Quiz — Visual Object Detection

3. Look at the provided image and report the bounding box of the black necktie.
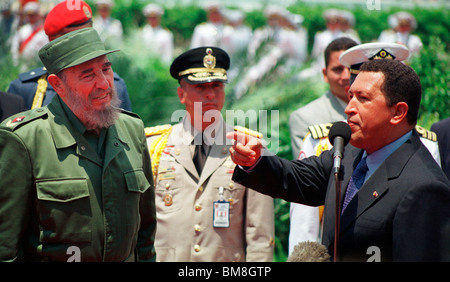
[193,143,207,175]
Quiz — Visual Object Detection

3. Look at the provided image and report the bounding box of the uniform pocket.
[36,178,92,243]
[124,169,151,239]
[124,169,151,194]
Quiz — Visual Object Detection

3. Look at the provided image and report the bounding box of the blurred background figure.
[378,11,423,57]
[221,9,252,59]
[246,5,284,61]
[10,1,48,71]
[297,9,359,80]
[221,9,252,81]
[93,0,123,48]
[139,3,173,64]
[234,5,286,98]
[234,6,307,99]
[190,2,225,48]
[7,0,131,111]
[0,1,19,50]
[278,11,308,71]
[431,117,450,181]
[339,10,360,43]
[311,9,360,69]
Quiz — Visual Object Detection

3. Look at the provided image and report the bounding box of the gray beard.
[65,86,121,131]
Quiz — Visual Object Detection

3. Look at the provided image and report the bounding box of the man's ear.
[177,85,186,105]
[47,74,66,97]
[390,102,409,125]
[322,67,329,84]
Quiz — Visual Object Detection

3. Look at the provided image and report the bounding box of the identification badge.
[213,186,229,228]
[213,201,230,228]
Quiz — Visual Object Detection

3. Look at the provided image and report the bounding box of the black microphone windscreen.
[328,121,351,146]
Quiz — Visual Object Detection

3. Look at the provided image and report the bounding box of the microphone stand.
[334,169,343,262]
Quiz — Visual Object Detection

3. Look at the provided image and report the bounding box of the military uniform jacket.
[0,95,156,262]
[289,90,347,159]
[146,118,274,262]
[233,131,450,261]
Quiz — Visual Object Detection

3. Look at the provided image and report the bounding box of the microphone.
[328,121,352,175]
[287,241,331,262]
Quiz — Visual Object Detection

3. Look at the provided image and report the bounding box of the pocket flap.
[125,169,151,193]
[36,178,89,202]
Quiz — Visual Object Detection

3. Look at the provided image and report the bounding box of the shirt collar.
[182,114,225,146]
[364,130,413,178]
[60,97,87,135]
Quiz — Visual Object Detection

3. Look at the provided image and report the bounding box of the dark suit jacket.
[233,131,450,261]
[431,118,450,181]
[0,91,26,122]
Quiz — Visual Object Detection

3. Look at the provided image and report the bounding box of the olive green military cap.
[38,27,119,74]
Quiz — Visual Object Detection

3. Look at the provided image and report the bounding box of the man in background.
[7,0,131,111]
[146,47,274,262]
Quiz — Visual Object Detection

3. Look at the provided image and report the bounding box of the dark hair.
[360,59,421,125]
[324,37,358,67]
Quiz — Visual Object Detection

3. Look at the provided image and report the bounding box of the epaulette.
[145,124,173,137]
[308,123,333,140]
[233,125,263,138]
[119,108,141,119]
[415,125,437,142]
[18,67,47,82]
[2,108,48,131]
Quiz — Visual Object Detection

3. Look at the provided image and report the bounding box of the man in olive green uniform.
[146,47,274,262]
[0,28,156,262]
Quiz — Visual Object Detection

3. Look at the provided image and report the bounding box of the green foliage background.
[0,1,448,262]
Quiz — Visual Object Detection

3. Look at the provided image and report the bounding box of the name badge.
[213,201,230,228]
[213,186,229,228]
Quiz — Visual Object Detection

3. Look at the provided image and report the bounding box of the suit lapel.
[340,163,389,233]
[339,134,420,234]
[323,133,423,252]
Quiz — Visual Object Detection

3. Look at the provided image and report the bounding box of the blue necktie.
[342,157,368,214]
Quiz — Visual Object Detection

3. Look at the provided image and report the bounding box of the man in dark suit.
[0,91,26,122]
[227,59,450,261]
[431,117,450,180]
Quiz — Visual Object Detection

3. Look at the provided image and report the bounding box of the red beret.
[44,0,92,38]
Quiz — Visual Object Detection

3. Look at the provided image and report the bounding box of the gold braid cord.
[145,125,173,181]
[31,74,48,109]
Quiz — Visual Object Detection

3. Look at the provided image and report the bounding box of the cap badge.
[83,6,92,18]
[370,49,396,60]
[203,48,216,70]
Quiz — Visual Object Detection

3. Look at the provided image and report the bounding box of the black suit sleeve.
[232,149,334,206]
